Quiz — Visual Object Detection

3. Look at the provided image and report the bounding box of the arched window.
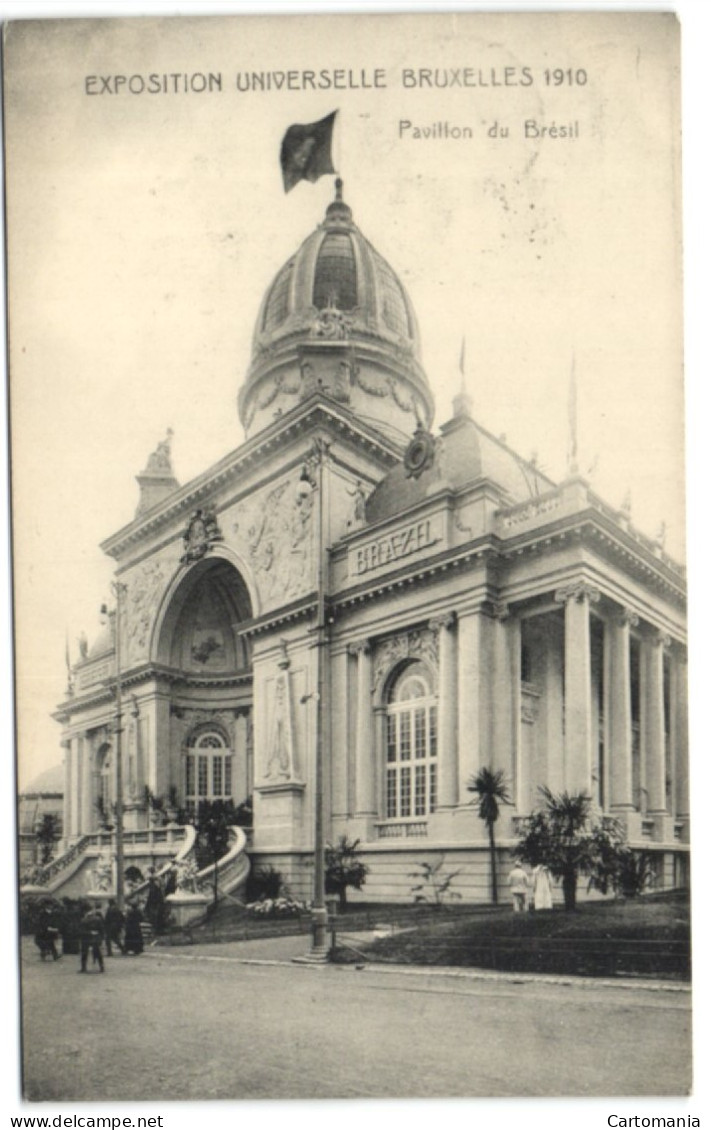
[184,729,233,813]
[385,661,437,819]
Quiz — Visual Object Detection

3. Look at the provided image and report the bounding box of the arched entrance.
[150,557,254,816]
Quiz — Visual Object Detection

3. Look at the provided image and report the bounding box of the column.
[555,581,599,795]
[79,735,94,834]
[491,606,518,787]
[509,617,523,809]
[674,653,689,831]
[428,612,458,809]
[457,609,482,799]
[70,735,82,837]
[61,739,72,845]
[645,631,669,814]
[349,640,375,818]
[609,607,637,811]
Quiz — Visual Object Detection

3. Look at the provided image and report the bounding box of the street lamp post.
[102,580,127,911]
[299,439,330,960]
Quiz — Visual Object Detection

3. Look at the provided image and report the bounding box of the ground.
[20,936,691,1101]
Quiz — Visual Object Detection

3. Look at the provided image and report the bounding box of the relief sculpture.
[127,560,170,665]
[264,671,295,782]
[372,628,439,695]
[239,479,315,609]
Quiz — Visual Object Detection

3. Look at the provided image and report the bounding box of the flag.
[280,111,337,193]
[459,337,466,376]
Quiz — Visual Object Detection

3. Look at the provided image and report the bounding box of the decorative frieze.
[371,627,439,694]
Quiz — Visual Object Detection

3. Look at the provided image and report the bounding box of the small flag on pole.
[459,337,466,379]
[280,110,338,193]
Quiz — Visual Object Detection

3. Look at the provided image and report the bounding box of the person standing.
[508,861,530,913]
[104,899,125,956]
[124,904,144,955]
[34,902,60,961]
[532,863,554,910]
[79,906,105,973]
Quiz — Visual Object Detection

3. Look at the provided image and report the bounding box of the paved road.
[20,939,692,1101]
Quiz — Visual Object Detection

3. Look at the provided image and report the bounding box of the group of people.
[78,900,146,972]
[34,898,146,972]
[508,861,554,912]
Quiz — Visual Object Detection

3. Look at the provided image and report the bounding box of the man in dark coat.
[79,906,105,972]
[34,903,60,961]
[104,899,125,956]
[124,904,144,955]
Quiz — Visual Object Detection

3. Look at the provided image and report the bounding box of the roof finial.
[453,336,473,418]
[325,176,352,224]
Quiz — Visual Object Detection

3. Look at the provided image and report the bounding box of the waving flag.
[280,111,337,193]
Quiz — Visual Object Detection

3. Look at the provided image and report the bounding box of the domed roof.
[239,181,433,441]
[21,764,64,797]
[253,181,421,357]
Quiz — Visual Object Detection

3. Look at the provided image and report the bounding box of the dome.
[21,764,64,797]
[239,181,434,443]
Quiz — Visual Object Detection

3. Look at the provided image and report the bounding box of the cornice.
[101,399,402,560]
[500,511,686,605]
[54,663,254,719]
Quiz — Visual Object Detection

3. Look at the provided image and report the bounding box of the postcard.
[4,9,690,1109]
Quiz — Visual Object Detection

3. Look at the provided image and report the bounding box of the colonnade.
[332,580,688,844]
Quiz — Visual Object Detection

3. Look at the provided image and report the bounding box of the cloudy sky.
[4,10,685,791]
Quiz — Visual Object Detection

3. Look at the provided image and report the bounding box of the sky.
[1,2,708,1128]
[5,10,686,792]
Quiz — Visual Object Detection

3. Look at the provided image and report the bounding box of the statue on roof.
[145,429,174,475]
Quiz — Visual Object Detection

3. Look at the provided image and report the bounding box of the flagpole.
[567,354,579,476]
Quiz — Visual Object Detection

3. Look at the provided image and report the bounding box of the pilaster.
[674,653,689,835]
[429,612,457,809]
[349,639,375,836]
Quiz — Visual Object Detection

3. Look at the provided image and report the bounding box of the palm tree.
[467,767,511,905]
[516,787,593,911]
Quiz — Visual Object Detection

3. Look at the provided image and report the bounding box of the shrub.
[124,865,145,889]
[246,863,286,902]
[325,836,369,911]
[612,848,657,898]
[409,856,462,908]
[234,795,253,827]
[246,896,309,919]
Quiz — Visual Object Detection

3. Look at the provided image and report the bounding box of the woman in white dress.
[532,863,553,910]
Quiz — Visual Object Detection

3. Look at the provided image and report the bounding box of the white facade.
[54,185,688,902]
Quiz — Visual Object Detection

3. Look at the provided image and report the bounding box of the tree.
[515,787,625,911]
[325,836,369,911]
[467,767,511,905]
[35,813,61,865]
[195,799,239,909]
